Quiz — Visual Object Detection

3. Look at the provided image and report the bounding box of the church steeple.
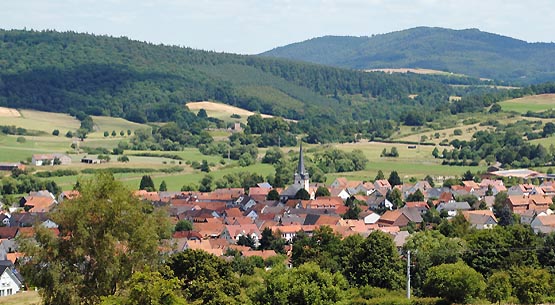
[294,142,309,191]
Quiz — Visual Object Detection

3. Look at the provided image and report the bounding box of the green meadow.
[499,94,555,113]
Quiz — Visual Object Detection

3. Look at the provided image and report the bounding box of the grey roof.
[468,214,497,225]
[257,182,273,189]
[437,201,472,211]
[400,207,424,223]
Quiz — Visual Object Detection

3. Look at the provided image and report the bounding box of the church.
[279,143,312,201]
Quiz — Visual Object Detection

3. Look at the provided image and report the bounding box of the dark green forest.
[0,29,502,142]
[262,27,555,84]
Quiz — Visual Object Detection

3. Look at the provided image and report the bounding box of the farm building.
[0,163,25,171]
[31,154,71,166]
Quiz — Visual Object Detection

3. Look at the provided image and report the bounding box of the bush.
[16,136,26,143]
[52,129,60,136]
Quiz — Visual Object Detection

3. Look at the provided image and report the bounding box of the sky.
[2,0,554,54]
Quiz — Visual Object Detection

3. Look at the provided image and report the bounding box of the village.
[1,145,555,297]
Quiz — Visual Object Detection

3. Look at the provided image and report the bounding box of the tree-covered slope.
[0,29,467,127]
[261,27,555,84]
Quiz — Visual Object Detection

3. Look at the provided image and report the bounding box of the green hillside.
[261,27,555,84]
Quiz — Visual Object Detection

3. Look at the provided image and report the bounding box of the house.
[0,214,10,227]
[377,207,423,227]
[23,196,57,213]
[222,224,261,246]
[405,201,429,214]
[32,153,71,166]
[0,261,22,297]
[436,201,471,217]
[462,210,498,229]
[58,190,80,203]
[531,215,555,234]
[374,180,392,193]
[361,211,380,224]
[235,195,257,211]
[248,187,271,202]
[365,191,393,210]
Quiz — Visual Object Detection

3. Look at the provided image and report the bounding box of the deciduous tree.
[20,172,170,305]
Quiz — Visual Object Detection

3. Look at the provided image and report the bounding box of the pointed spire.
[297,141,307,177]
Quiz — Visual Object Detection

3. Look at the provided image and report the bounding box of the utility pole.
[407,250,411,300]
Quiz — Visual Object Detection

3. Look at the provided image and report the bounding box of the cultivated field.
[499,94,555,113]
[365,68,459,75]
[1,109,80,132]
[0,106,21,117]
[186,101,274,122]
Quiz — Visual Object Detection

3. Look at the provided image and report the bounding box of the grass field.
[88,116,150,138]
[499,94,555,113]
[331,141,485,181]
[2,109,81,132]
[2,291,41,305]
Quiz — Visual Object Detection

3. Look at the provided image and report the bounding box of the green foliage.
[167,250,240,304]
[388,170,402,187]
[20,172,170,305]
[375,170,385,180]
[423,261,485,304]
[295,188,310,200]
[259,227,286,254]
[253,262,348,305]
[486,271,512,305]
[266,189,279,200]
[509,267,551,305]
[159,180,167,192]
[463,224,540,276]
[315,186,331,197]
[174,219,193,232]
[381,147,399,157]
[262,147,285,164]
[200,159,210,172]
[343,196,362,219]
[52,129,60,136]
[34,169,78,178]
[1,174,61,195]
[214,172,264,190]
[117,155,129,162]
[262,27,555,84]
[406,189,424,202]
[199,175,214,192]
[100,269,187,305]
[404,230,466,296]
[291,226,344,272]
[139,175,156,191]
[313,148,368,173]
[345,230,404,289]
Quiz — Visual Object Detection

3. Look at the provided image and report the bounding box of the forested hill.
[261,27,555,84]
[0,29,461,125]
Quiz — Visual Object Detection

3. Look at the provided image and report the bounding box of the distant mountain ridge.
[261,27,555,84]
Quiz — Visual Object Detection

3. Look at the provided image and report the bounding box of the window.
[0,289,4,296]
[7,288,12,295]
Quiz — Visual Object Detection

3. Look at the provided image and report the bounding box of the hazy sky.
[2,0,554,54]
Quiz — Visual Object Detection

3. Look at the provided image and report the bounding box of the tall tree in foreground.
[345,230,404,289]
[20,172,171,305]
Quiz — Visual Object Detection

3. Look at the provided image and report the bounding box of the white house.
[32,153,71,166]
[0,263,22,297]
